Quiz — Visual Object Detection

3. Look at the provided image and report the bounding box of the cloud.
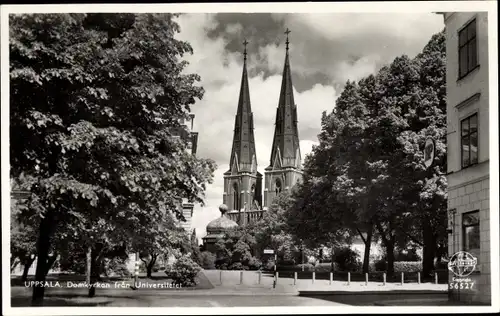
[174,13,444,242]
[225,23,243,35]
[261,13,444,85]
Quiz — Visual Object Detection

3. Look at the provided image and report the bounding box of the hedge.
[369,261,423,273]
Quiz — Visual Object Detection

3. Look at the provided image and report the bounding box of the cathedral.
[223,29,303,226]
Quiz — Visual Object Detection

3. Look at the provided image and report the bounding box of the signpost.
[423,137,435,169]
[264,249,277,288]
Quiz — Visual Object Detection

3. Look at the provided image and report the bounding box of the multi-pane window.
[462,211,480,262]
[459,19,478,79]
[461,113,478,168]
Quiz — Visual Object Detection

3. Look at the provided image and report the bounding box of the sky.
[172,13,445,242]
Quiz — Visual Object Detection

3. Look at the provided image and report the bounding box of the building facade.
[172,113,199,234]
[442,12,490,304]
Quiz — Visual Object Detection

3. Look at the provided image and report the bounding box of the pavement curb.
[298,290,447,296]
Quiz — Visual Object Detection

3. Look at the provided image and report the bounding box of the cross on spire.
[243,39,249,61]
[285,28,291,50]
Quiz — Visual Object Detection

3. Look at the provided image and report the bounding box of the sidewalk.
[202,270,447,295]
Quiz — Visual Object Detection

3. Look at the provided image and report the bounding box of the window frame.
[457,17,479,80]
[460,113,479,169]
[461,210,480,261]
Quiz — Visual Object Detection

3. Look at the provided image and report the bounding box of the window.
[458,19,478,79]
[462,211,480,262]
[250,184,255,205]
[275,179,282,195]
[461,113,478,168]
[233,183,239,210]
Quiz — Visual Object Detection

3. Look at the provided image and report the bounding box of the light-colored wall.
[444,11,490,304]
[445,12,489,179]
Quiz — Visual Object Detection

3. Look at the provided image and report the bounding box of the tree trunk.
[22,256,36,282]
[362,228,373,274]
[44,253,58,276]
[422,220,436,277]
[31,213,54,306]
[86,246,92,294]
[376,220,395,278]
[357,224,373,274]
[146,254,157,279]
[386,239,395,277]
[88,245,104,297]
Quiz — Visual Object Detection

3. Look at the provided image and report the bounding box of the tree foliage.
[289,30,447,276]
[214,227,262,270]
[10,13,216,304]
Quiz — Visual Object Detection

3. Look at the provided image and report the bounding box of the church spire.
[227,39,257,174]
[268,28,301,169]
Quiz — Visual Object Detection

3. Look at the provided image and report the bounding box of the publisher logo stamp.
[448,251,477,277]
[448,251,477,291]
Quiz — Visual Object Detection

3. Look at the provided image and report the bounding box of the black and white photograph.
[1,1,498,315]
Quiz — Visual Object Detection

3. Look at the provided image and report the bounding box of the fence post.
[312,271,315,284]
[347,272,351,285]
[435,272,438,284]
[294,272,297,285]
[417,272,421,284]
[258,270,262,285]
[383,272,386,286]
[330,272,333,285]
[401,272,404,285]
[240,271,243,285]
[365,273,368,286]
[220,270,223,284]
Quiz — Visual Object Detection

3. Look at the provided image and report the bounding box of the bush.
[333,247,361,272]
[370,260,422,273]
[105,257,131,277]
[247,257,262,270]
[166,255,201,287]
[395,248,421,262]
[228,262,248,270]
[373,259,387,272]
[264,260,276,271]
[198,251,216,270]
[394,261,422,272]
[315,262,339,272]
[294,263,315,272]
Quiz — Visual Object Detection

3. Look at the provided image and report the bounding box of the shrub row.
[370,260,423,273]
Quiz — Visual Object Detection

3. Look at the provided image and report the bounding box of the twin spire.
[228,28,300,175]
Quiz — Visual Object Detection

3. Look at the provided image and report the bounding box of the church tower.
[264,29,303,210]
[223,40,263,224]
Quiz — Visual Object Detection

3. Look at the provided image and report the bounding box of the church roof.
[268,30,301,170]
[206,204,238,234]
[226,41,258,175]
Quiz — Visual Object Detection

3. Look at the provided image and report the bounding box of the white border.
[1,1,498,315]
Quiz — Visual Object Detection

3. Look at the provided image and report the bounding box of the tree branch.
[396,228,424,247]
[356,227,367,245]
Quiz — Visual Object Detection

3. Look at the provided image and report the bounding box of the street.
[100,294,348,307]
